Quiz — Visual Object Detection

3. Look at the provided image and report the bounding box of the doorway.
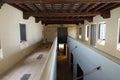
[71,53,73,73]
[90,24,96,47]
[77,64,84,80]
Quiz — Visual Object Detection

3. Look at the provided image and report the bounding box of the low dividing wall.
[40,37,57,80]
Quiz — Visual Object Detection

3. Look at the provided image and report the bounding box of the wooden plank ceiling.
[1,0,120,25]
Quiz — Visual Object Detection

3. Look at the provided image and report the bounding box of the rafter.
[82,4,94,12]
[67,4,74,12]
[25,3,35,12]
[78,3,90,12]
[60,4,64,12]
[40,4,47,12]
[94,3,109,11]
[18,4,31,11]
[23,12,101,18]
[51,4,55,12]
[85,3,100,12]
[101,3,120,11]
[10,4,26,11]
[30,4,41,12]
[5,0,120,4]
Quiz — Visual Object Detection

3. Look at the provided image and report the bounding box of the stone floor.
[57,48,73,80]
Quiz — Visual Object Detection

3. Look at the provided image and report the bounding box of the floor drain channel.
[20,74,31,80]
[37,54,43,60]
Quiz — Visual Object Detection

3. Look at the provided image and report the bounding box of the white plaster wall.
[44,24,78,42]
[0,4,43,74]
[82,7,120,59]
[68,37,120,80]
[68,26,77,39]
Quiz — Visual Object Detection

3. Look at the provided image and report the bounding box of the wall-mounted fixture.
[74,66,102,80]
[71,46,77,53]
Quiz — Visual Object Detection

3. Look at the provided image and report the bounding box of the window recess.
[98,23,106,45]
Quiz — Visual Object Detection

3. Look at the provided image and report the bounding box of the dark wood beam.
[42,21,82,25]
[24,12,101,18]
[67,4,74,12]
[101,11,111,18]
[94,3,109,11]
[76,4,84,12]
[35,4,42,12]
[5,0,120,4]
[85,3,100,12]
[29,4,41,12]
[24,3,35,12]
[35,17,93,23]
[51,4,55,12]
[10,4,27,11]
[40,4,47,12]
[19,4,33,11]
[78,3,90,12]
[60,4,64,12]
[82,4,94,12]
[101,3,120,11]
[108,3,120,10]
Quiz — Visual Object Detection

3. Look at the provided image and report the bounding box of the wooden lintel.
[5,0,120,4]
[101,11,111,18]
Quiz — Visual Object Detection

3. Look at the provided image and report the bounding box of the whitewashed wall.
[44,24,78,42]
[79,7,120,59]
[0,4,43,74]
[68,37,120,80]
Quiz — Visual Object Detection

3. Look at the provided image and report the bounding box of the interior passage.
[0,44,51,80]
[57,46,73,80]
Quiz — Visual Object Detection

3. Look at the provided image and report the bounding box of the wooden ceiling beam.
[35,17,93,23]
[51,4,55,12]
[18,4,32,11]
[10,4,27,11]
[24,3,35,12]
[101,11,111,18]
[29,4,41,12]
[94,3,109,11]
[101,3,120,11]
[67,4,74,12]
[78,3,90,12]
[42,21,82,25]
[40,4,47,12]
[5,0,120,4]
[24,12,101,18]
[85,3,100,12]
[60,4,64,12]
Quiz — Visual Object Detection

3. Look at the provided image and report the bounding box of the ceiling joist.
[1,0,119,24]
